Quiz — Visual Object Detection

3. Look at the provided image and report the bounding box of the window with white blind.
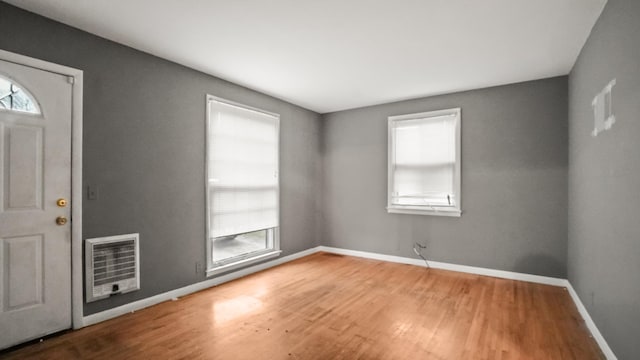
[387,108,461,217]
[206,95,281,275]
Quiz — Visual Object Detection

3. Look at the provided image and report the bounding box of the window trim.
[387,108,462,217]
[205,94,281,277]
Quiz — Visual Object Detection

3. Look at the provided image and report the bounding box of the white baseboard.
[81,244,616,359]
[564,282,617,360]
[82,246,321,327]
[317,246,566,286]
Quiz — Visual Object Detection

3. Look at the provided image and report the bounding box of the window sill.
[206,250,282,277]
[387,206,461,217]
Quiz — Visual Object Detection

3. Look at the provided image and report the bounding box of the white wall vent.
[85,233,140,303]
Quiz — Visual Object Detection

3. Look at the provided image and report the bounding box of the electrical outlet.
[195,261,204,274]
[413,242,427,256]
[413,243,430,268]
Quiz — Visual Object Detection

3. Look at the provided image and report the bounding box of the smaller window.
[0,75,40,114]
[388,108,461,217]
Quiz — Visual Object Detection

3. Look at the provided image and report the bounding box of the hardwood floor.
[1,252,603,360]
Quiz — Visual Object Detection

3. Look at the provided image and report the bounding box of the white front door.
[0,58,72,349]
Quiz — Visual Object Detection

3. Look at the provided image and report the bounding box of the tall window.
[387,108,461,216]
[206,96,280,275]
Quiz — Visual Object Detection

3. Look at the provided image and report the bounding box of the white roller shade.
[390,114,457,207]
[208,100,279,238]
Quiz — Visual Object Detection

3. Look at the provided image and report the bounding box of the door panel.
[3,234,44,311]
[0,58,72,349]
[4,125,44,210]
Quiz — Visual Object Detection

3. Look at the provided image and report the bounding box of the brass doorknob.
[57,198,68,207]
[56,216,68,226]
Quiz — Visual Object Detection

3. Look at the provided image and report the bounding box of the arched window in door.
[0,75,41,114]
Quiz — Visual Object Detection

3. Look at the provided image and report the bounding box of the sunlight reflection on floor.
[212,284,268,324]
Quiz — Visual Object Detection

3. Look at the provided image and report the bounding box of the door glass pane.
[0,76,40,114]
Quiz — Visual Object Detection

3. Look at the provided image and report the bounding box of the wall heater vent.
[85,233,140,303]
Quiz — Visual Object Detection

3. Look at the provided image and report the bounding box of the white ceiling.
[6,0,606,113]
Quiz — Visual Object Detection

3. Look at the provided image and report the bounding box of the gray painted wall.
[568,0,640,358]
[322,77,568,278]
[0,3,322,315]
[10,7,635,357]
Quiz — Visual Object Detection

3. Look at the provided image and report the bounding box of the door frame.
[0,49,84,329]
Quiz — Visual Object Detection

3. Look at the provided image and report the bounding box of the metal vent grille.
[93,240,136,286]
[85,233,140,302]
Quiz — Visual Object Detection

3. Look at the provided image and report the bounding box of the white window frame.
[205,95,281,277]
[387,108,462,217]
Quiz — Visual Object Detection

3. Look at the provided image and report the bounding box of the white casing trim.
[564,282,617,360]
[387,108,462,218]
[82,247,318,327]
[81,244,616,359]
[0,49,84,331]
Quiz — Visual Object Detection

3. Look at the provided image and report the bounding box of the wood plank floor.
[1,252,603,360]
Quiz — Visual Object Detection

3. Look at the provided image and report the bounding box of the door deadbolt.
[56,216,68,226]
[57,198,68,207]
